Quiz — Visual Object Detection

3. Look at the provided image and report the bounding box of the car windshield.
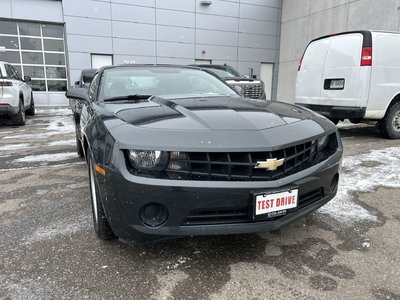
[99,67,239,101]
[201,66,242,78]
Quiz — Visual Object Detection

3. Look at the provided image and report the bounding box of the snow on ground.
[318,147,400,223]
[45,116,75,134]
[35,107,72,116]
[47,139,75,147]
[66,182,89,189]
[2,115,75,140]
[0,143,31,151]
[13,152,77,163]
[23,222,85,245]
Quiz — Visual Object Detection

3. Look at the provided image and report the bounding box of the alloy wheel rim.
[393,110,400,132]
[89,159,99,224]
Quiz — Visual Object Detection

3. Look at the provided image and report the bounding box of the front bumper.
[297,104,366,120]
[97,147,342,243]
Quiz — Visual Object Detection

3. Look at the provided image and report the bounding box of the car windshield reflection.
[99,67,239,102]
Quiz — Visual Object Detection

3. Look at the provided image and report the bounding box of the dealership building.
[0,0,396,106]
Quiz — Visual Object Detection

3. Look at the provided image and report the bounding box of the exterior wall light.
[200,0,212,6]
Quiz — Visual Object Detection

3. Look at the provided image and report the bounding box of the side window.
[88,73,100,101]
[5,64,21,80]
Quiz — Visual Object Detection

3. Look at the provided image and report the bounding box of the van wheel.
[328,118,339,125]
[26,93,35,116]
[350,118,361,124]
[379,102,400,139]
[88,153,116,240]
[11,99,26,126]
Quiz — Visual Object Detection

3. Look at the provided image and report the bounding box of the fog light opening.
[140,203,168,228]
[330,174,339,193]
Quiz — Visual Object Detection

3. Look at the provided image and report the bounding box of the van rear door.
[295,38,330,105]
[0,67,3,100]
[321,33,368,108]
[367,32,400,119]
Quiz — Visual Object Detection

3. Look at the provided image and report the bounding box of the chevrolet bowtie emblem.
[254,158,285,171]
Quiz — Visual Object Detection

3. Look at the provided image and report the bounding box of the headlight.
[317,135,330,151]
[128,150,168,170]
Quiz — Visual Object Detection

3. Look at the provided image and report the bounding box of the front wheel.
[11,99,26,126]
[88,154,116,240]
[378,102,400,139]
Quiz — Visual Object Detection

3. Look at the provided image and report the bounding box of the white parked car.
[295,30,400,139]
[0,61,35,125]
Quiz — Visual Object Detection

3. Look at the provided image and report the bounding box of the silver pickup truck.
[193,64,266,100]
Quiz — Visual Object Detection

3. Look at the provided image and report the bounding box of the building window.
[91,54,113,69]
[0,19,67,92]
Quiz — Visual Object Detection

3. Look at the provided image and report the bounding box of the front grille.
[126,134,338,181]
[183,207,250,225]
[242,84,263,99]
[165,139,327,181]
[181,187,325,225]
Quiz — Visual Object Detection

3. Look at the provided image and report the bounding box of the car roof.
[191,64,231,70]
[98,64,206,77]
[101,64,200,71]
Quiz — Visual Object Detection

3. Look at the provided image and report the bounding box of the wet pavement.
[0,108,399,299]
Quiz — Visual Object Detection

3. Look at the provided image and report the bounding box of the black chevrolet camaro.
[66,65,342,243]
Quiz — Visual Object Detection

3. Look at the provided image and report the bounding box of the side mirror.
[65,87,90,102]
[74,80,80,87]
[24,76,31,82]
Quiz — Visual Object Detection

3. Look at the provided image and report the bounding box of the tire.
[328,118,339,125]
[11,99,26,126]
[88,153,116,240]
[349,118,361,124]
[26,93,35,116]
[378,102,400,139]
[75,125,84,158]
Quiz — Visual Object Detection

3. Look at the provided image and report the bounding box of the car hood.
[101,96,311,131]
[95,96,336,152]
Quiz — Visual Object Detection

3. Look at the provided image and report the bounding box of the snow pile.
[318,147,400,223]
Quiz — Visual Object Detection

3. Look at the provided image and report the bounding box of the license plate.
[254,189,298,217]
[330,79,344,89]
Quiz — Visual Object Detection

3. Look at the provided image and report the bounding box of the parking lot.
[0,108,399,300]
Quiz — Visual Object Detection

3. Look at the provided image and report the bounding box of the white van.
[295,30,400,139]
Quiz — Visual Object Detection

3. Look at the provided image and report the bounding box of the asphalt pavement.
[0,108,399,300]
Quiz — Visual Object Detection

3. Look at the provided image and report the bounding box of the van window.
[301,39,330,71]
[325,34,362,68]
[374,34,400,67]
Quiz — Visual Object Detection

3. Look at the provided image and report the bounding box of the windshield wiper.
[103,94,152,102]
